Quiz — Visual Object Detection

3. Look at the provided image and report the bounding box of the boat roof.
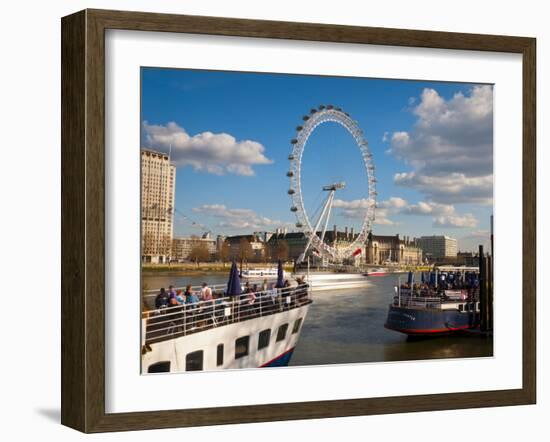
[436,266,480,272]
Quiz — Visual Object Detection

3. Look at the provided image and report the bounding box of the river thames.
[143,272,493,366]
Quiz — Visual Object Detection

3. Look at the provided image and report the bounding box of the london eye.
[287,105,377,263]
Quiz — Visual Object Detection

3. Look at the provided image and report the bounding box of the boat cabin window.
[235,336,249,359]
[276,323,289,342]
[217,344,224,366]
[147,361,171,373]
[292,318,303,334]
[185,350,204,371]
[458,304,464,312]
[258,329,271,350]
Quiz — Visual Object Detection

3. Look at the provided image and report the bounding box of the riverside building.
[366,234,423,265]
[141,149,176,263]
[417,235,457,261]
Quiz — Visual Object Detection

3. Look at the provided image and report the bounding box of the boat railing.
[392,288,479,309]
[142,284,312,345]
[142,283,228,300]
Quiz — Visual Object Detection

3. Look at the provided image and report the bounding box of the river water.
[142,272,493,366]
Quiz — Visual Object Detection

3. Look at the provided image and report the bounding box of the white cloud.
[433,213,478,228]
[402,200,455,216]
[388,86,493,205]
[333,196,477,228]
[378,197,408,210]
[142,121,273,176]
[192,204,291,231]
[394,172,493,205]
[391,131,410,148]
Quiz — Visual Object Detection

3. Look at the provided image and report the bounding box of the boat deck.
[142,284,312,345]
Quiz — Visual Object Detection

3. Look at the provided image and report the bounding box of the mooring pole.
[479,244,487,332]
[487,252,493,332]
[489,215,494,332]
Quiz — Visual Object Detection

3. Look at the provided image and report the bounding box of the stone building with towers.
[141,149,176,263]
[366,233,423,265]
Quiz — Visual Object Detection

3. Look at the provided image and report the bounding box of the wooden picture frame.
[61,8,536,433]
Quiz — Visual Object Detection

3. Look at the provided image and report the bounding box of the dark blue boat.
[384,267,481,336]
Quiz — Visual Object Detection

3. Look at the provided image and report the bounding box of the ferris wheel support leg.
[320,191,335,244]
[298,191,334,264]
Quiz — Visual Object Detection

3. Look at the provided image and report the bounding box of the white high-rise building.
[417,235,457,260]
[141,149,176,263]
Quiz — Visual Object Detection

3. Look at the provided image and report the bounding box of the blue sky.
[141,68,493,252]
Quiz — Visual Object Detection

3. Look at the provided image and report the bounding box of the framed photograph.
[61,9,536,433]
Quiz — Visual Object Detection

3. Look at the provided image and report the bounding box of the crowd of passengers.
[145,278,310,339]
[399,274,480,299]
[153,278,307,310]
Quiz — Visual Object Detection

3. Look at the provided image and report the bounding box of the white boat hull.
[142,303,310,373]
[295,273,370,292]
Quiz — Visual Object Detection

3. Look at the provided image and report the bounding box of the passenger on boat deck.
[262,278,269,292]
[167,285,181,306]
[155,287,170,309]
[168,285,177,299]
[200,282,213,301]
[184,285,199,305]
[247,285,257,304]
[268,283,278,300]
[175,289,185,304]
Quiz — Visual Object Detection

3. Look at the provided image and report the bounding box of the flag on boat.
[275,259,285,288]
[226,261,242,296]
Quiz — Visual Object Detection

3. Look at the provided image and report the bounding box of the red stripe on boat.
[260,347,295,367]
[384,324,472,334]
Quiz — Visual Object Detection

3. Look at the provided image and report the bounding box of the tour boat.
[384,268,481,336]
[241,267,290,280]
[294,272,369,291]
[364,268,389,277]
[141,282,312,373]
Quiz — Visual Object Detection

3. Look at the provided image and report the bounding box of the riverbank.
[142,262,295,276]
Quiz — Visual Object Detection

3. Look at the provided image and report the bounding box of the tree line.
[185,237,290,265]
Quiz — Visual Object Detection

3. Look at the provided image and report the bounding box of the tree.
[269,241,289,262]
[236,238,254,262]
[188,241,210,267]
[218,240,231,263]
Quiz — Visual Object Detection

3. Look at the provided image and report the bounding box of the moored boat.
[364,267,389,277]
[384,268,481,336]
[241,267,290,280]
[293,271,369,291]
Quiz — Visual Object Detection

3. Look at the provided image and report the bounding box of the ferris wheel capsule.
[286,171,294,177]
